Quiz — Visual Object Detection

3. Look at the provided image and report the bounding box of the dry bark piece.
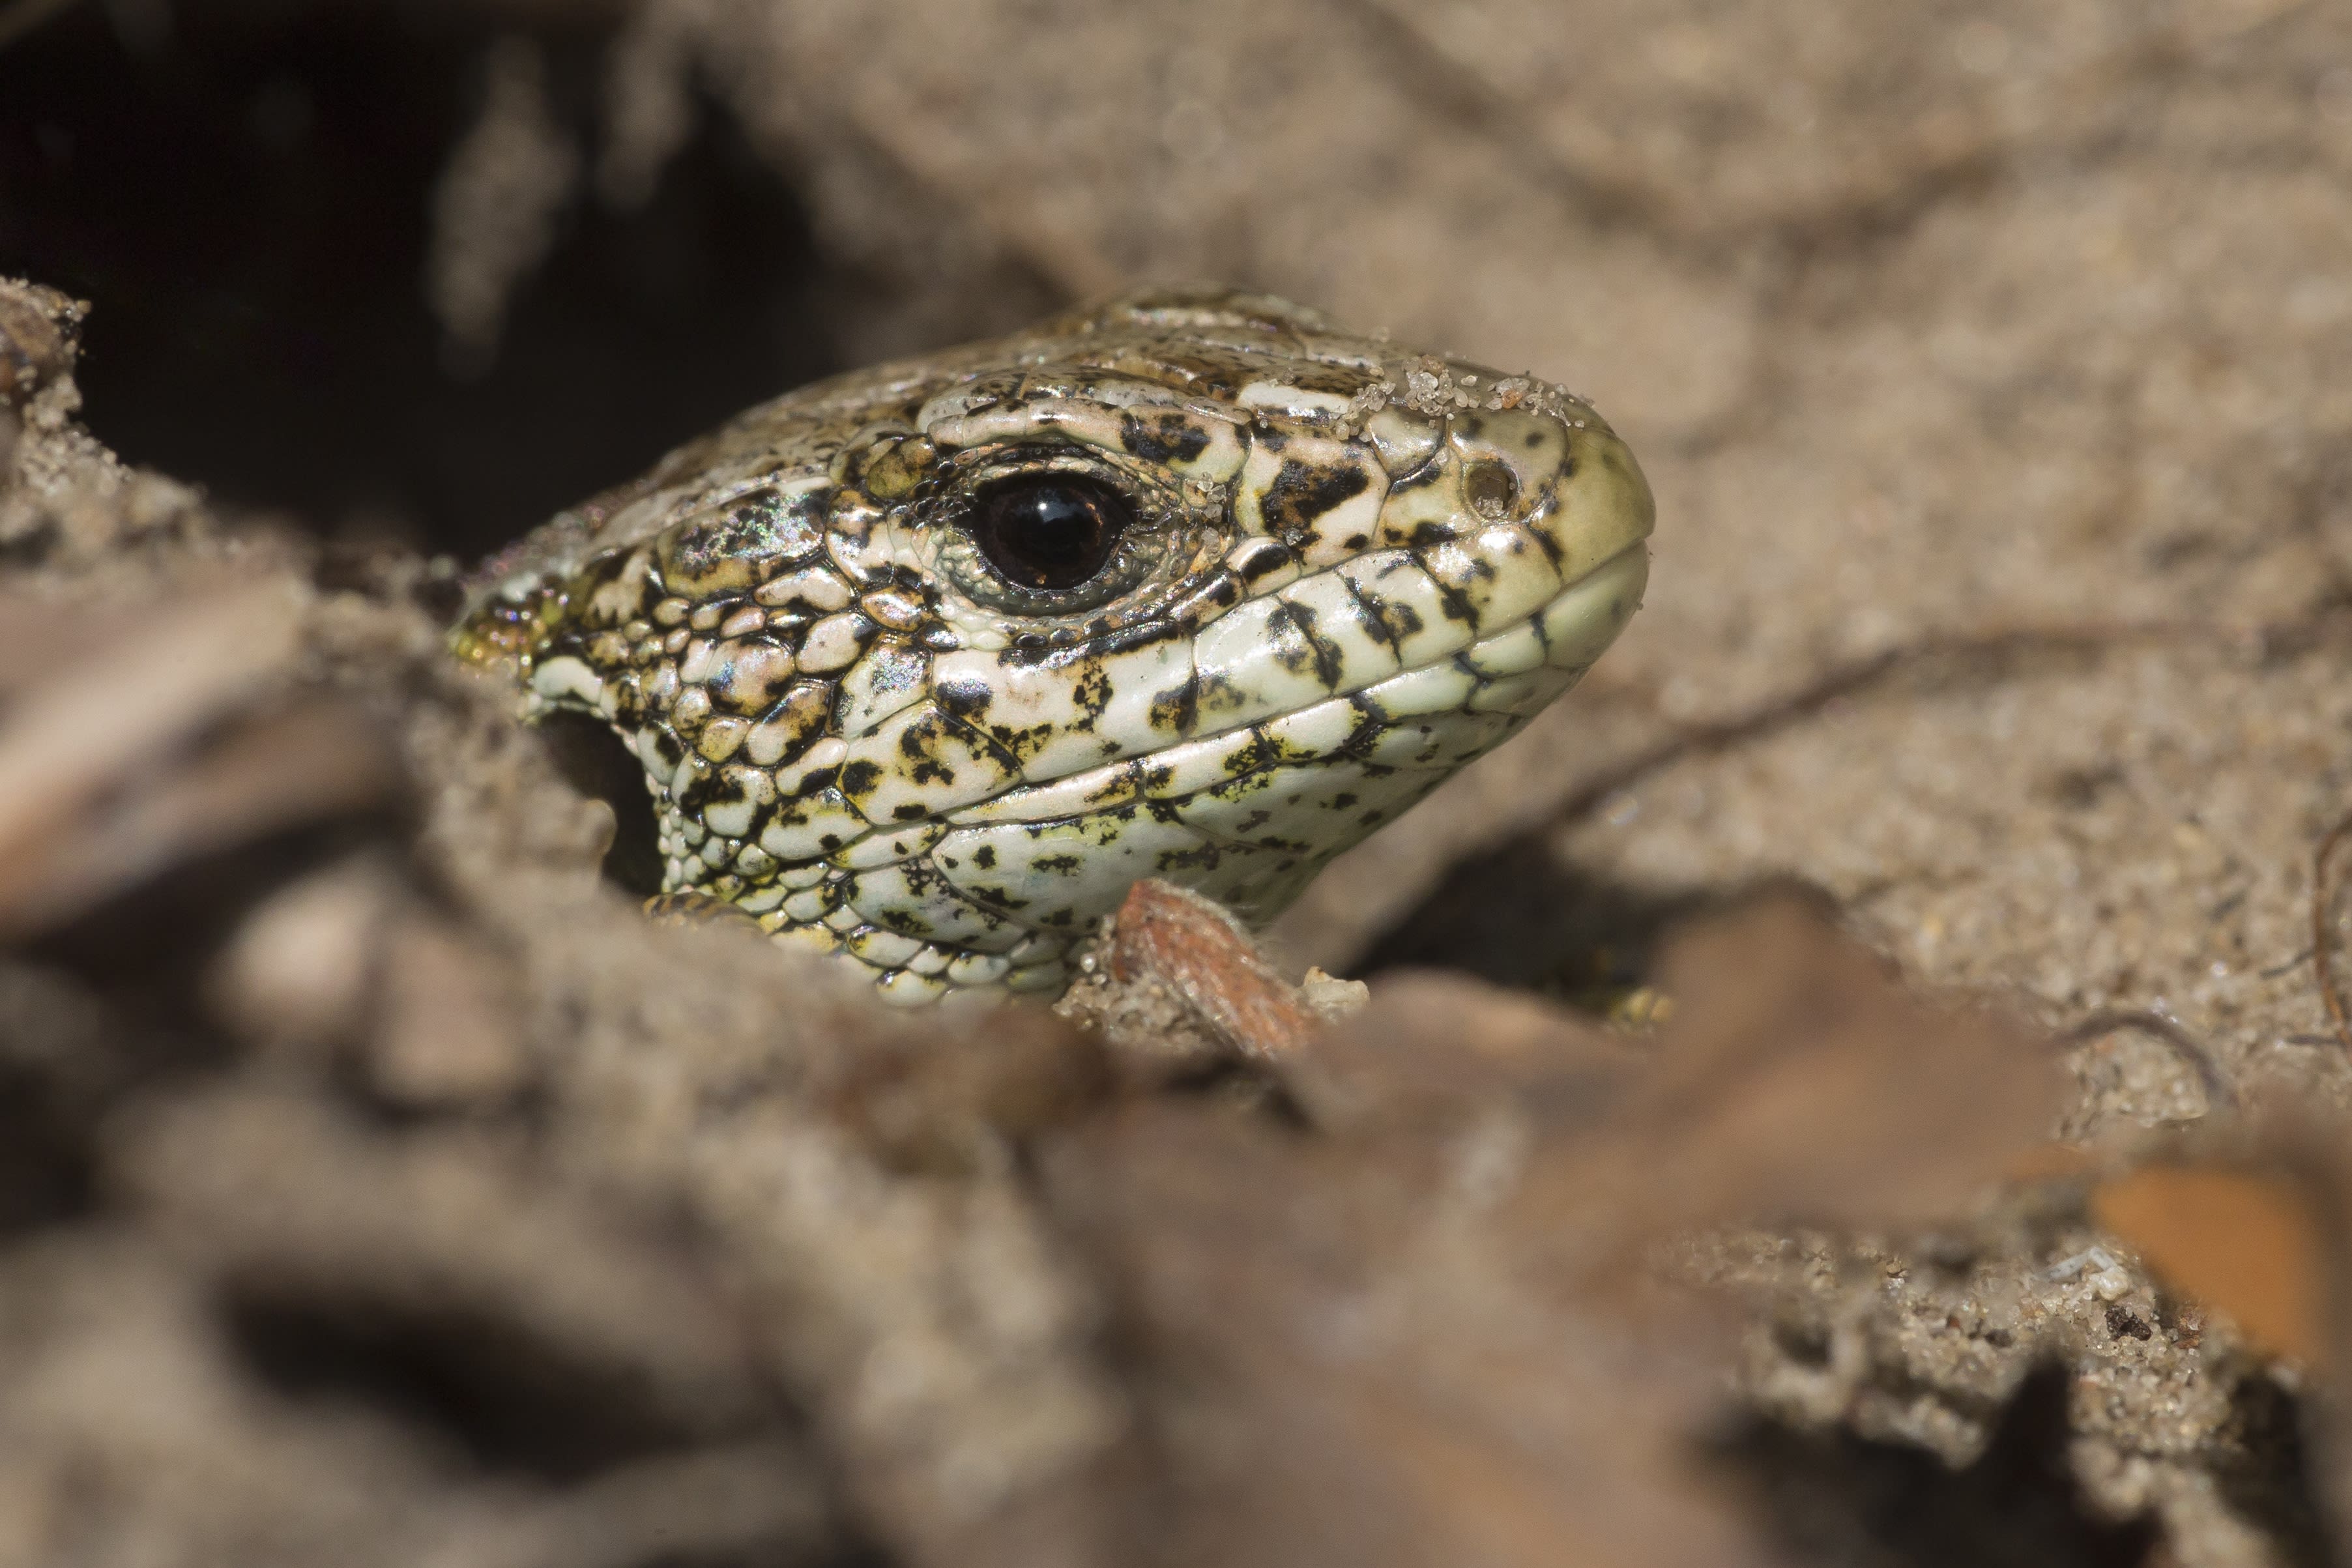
[1105,878,1324,1058]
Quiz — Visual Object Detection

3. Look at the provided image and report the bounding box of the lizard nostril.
[1463,459,1519,521]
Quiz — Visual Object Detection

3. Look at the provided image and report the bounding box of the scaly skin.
[454,286,1654,1004]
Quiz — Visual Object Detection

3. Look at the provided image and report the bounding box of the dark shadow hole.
[1354,832,1700,998]
[1711,1364,2160,1568]
[0,1060,99,1237]
[1769,1314,1834,1369]
[2210,1369,2336,1568]
[6,806,412,1238]
[1356,824,1858,1011]
[536,708,665,899]
[222,1283,725,1483]
[0,4,836,559]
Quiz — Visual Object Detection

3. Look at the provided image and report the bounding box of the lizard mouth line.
[938,540,1651,834]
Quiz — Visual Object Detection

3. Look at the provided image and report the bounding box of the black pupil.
[970,476,1132,591]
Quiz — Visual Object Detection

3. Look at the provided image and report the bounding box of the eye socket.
[968,474,1135,591]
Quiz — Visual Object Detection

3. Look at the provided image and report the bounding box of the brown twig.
[2310,807,2352,1054]
[2055,1009,2237,1112]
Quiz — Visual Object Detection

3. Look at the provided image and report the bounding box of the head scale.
[456,286,1654,1004]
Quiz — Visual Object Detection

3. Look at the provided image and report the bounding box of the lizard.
[452,285,1653,1005]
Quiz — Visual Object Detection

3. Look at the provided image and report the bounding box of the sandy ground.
[5,3,2352,1565]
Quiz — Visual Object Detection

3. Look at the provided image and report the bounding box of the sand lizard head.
[455,286,1653,1004]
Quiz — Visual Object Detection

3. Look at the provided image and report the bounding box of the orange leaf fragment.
[2091,1165,2326,1367]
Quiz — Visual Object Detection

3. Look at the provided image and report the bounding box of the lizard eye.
[968,474,1135,591]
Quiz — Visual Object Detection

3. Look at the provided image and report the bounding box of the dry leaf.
[1577,897,2062,1240]
[1292,968,1642,1136]
[1041,1101,1773,1568]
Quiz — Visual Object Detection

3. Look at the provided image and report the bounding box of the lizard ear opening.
[534,710,664,899]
